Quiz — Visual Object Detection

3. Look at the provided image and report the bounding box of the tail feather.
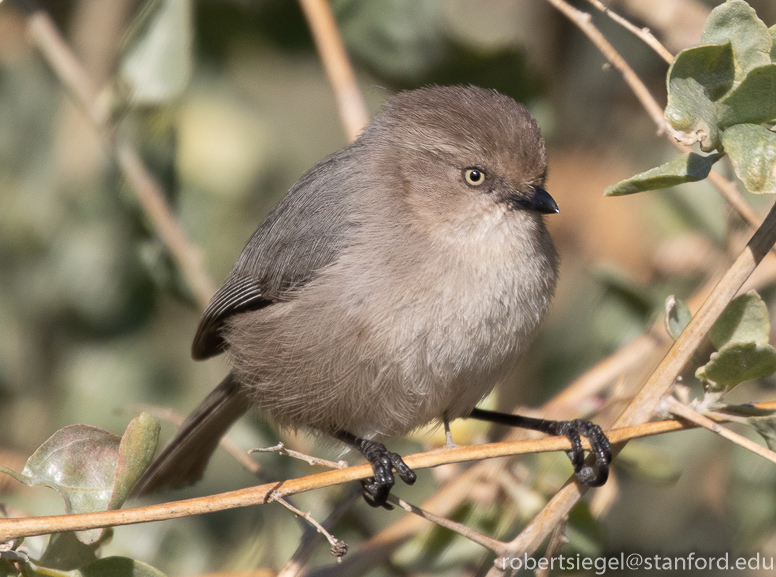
[131,373,249,497]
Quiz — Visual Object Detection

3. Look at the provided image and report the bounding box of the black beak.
[507,186,559,214]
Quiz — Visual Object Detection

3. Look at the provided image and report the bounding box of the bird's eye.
[463,167,486,187]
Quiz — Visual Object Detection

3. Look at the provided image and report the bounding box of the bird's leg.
[443,414,457,449]
[335,431,417,509]
[467,408,612,487]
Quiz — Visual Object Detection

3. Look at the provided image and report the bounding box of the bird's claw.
[358,440,416,509]
[554,419,612,487]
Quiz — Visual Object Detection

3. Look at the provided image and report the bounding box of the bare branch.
[249,443,348,470]
[2,412,772,543]
[664,396,776,466]
[585,0,673,63]
[298,0,369,143]
[272,496,349,562]
[278,490,360,577]
[386,494,508,555]
[25,8,217,308]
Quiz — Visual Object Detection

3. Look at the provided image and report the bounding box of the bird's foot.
[545,418,611,486]
[337,432,416,509]
[466,408,612,487]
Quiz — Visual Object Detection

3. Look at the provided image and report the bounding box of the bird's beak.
[507,186,559,214]
[527,186,559,214]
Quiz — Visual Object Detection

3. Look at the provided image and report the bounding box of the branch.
[298,0,369,143]
[25,7,217,308]
[386,494,508,555]
[249,443,348,470]
[0,414,765,544]
[664,396,776,466]
[278,490,360,577]
[585,0,673,63]
[272,496,349,562]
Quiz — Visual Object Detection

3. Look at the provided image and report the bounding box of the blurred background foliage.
[3,0,776,575]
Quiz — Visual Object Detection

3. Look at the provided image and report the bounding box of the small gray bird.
[133,86,610,505]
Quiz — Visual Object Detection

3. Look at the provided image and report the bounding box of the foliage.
[606,0,776,196]
[0,415,160,575]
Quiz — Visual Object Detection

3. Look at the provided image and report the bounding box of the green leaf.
[37,532,108,572]
[717,64,776,127]
[110,413,159,510]
[711,291,770,348]
[770,24,776,61]
[120,0,193,104]
[333,0,447,81]
[667,43,735,101]
[747,416,776,451]
[721,124,776,194]
[664,296,692,340]
[696,341,776,390]
[19,425,120,510]
[604,153,721,196]
[665,43,734,150]
[701,0,771,81]
[0,414,159,546]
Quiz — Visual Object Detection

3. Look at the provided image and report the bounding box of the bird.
[132,85,611,506]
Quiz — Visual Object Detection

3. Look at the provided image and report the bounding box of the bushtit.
[133,86,611,505]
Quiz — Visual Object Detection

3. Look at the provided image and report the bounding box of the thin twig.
[585,0,673,63]
[544,0,665,129]
[272,496,349,562]
[386,494,508,555]
[278,489,360,577]
[115,142,216,306]
[535,519,568,577]
[297,0,369,143]
[26,8,216,308]
[664,396,776,466]
[249,443,348,470]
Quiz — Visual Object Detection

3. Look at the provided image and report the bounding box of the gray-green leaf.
[711,291,771,348]
[665,43,734,150]
[664,296,692,340]
[770,24,776,61]
[717,64,776,127]
[700,0,771,81]
[721,123,776,194]
[747,416,776,451]
[696,341,776,391]
[0,414,159,545]
[604,153,721,196]
[110,412,160,510]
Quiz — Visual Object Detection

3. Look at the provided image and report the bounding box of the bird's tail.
[131,373,249,497]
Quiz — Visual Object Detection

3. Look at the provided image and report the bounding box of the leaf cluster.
[0,415,161,577]
[607,0,776,196]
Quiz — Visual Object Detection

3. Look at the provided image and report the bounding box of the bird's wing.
[191,276,268,359]
[191,148,357,360]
